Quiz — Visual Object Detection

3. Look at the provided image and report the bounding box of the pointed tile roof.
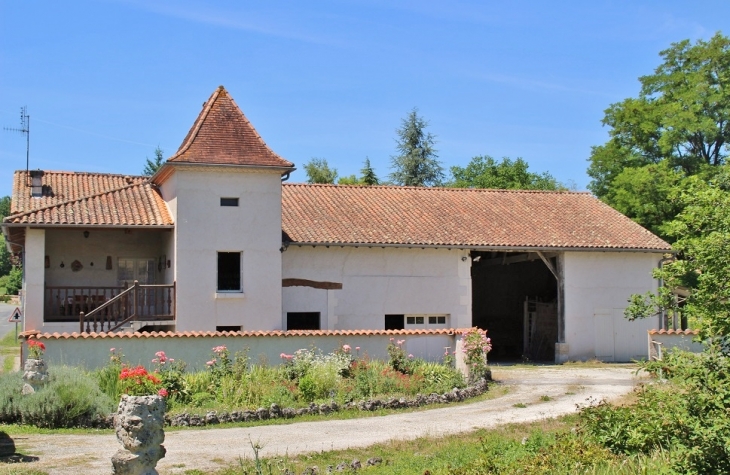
[168,86,294,169]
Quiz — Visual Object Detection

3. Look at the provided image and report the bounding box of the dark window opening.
[287,312,320,330]
[438,316,446,324]
[385,314,404,330]
[217,252,241,291]
[220,197,239,207]
[216,326,242,332]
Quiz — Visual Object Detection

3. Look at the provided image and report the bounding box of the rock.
[205,411,219,425]
[335,461,348,471]
[296,407,309,416]
[366,457,382,466]
[269,403,282,419]
[255,407,270,420]
[282,407,297,419]
[350,458,361,470]
[189,415,203,426]
[230,411,243,422]
[112,394,166,474]
[218,411,231,423]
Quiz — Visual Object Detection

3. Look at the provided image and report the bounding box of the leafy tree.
[588,33,730,237]
[5,266,21,295]
[389,108,444,187]
[142,146,165,176]
[337,175,361,185]
[449,156,565,190]
[625,167,730,337]
[0,196,10,220]
[304,158,338,184]
[360,157,379,185]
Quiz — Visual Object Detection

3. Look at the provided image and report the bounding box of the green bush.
[415,362,466,394]
[581,348,730,474]
[0,372,22,423]
[17,366,114,428]
[4,267,21,296]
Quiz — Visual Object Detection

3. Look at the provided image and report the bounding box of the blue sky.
[1,1,728,198]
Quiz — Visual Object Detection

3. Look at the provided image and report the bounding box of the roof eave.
[162,161,294,174]
[284,240,673,253]
[2,223,175,229]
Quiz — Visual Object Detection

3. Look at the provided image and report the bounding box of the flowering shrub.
[152,351,188,403]
[461,328,492,382]
[387,338,413,374]
[119,366,163,396]
[207,345,232,385]
[27,340,45,360]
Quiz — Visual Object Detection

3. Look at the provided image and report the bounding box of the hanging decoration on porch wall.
[71,260,83,272]
[106,256,113,270]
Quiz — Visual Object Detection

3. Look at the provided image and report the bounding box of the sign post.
[8,308,22,342]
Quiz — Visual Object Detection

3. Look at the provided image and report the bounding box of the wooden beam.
[536,251,559,280]
[282,278,343,290]
[480,252,558,267]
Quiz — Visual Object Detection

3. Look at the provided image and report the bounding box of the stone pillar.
[112,395,166,475]
[21,359,48,394]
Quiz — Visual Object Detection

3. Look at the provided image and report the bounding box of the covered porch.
[32,226,176,332]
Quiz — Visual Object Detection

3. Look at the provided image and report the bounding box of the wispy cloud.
[471,72,616,98]
[114,0,338,46]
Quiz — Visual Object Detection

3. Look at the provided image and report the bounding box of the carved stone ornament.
[112,395,166,475]
[71,260,83,272]
[21,358,48,395]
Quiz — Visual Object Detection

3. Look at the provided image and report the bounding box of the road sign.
[8,307,21,323]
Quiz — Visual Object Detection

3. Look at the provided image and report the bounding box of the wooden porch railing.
[44,282,175,332]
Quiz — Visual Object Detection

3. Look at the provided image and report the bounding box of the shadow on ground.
[0,431,39,464]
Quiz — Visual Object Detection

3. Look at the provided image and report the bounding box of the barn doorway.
[471,251,558,361]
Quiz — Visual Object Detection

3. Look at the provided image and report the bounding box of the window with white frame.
[217,252,242,292]
[404,314,449,329]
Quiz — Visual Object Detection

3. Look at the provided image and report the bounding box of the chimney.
[29,170,44,198]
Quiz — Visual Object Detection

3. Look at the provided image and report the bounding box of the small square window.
[220,197,239,207]
[406,316,415,324]
[217,252,241,291]
[428,316,437,324]
[437,316,446,324]
[415,316,424,324]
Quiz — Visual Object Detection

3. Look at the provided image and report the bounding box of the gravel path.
[8,365,645,474]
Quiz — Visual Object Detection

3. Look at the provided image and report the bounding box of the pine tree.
[143,146,165,176]
[360,157,379,185]
[389,108,443,186]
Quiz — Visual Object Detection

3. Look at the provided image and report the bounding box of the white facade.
[160,166,284,331]
[562,251,663,361]
[282,246,472,331]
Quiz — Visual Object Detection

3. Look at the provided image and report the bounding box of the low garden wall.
[647,329,704,360]
[21,329,468,371]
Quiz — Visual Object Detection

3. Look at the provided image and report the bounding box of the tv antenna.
[3,106,30,179]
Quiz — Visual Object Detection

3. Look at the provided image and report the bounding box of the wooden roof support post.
[536,250,565,351]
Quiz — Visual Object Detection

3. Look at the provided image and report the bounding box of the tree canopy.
[304,158,338,184]
[360,158,379,185]
[588,32,730,238]
[389,108,444,187]
[449,156,565,190]
[142,146,165,176]
[625,167,730,337]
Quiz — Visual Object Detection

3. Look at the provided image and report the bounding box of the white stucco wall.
[282,246,472,330]
[30,332,456,370]
[165,167,283,331]
[563,251,663,361]
[23,228,45,332]
[44,229,167,288]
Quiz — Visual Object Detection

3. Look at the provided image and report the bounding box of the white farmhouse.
[2,86,671,364]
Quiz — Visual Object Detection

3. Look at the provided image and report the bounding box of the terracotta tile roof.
[648,329,700,335]
[22,328,468,339]
[282,184,672,251]
[168,86,294,169]
[9,170,147,215]
[5,171,173,227]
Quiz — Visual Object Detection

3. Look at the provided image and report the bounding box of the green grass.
[0,332,19,374]
[195,414,672,475]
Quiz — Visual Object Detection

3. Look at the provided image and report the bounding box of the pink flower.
[342,344,351,353]
[206,360,215,366]
[169,358,174,362]
[212,346,227,354]
[158,388,168,398]
[397,339,405,345]
[110,348,116,352]
[355,346,360,351]
[152,359,158,363]
[389,338,394,342]
[408,354,414,358]
[280,352,287,359]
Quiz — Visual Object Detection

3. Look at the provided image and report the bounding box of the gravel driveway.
[8,365,645,474]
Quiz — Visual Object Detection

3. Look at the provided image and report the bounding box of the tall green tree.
[142,146,165,176]
[0,196,12,277]
[626,167,730,337]
[389,108,443,187]
[360,158,379,185]
[0,196,10,220]
[449,156,565,190]
[588,32,730,238]
[304,158,338,184]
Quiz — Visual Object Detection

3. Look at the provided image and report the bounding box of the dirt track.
[7,365,645,474]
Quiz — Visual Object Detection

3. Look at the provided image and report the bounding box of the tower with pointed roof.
[154,86,294,331]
